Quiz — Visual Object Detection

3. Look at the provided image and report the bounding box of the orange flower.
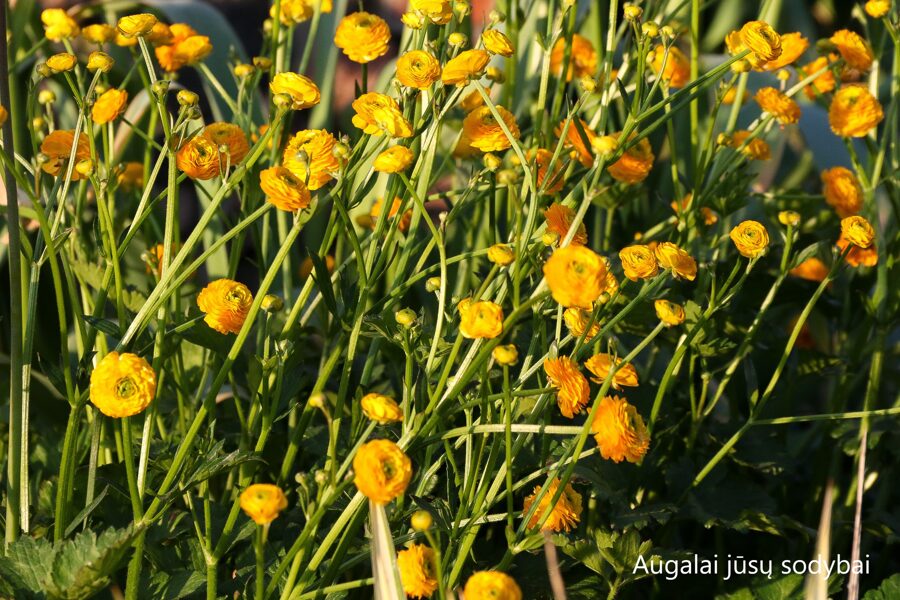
[840,215,875,248]
[563,308,600,342]
[176,136,221,180]
[729,220,770,258]
[755,87,800,124]
[584,353,638,389]
[522,478,582,532]
[722,87,749,105]
[726,21,782,69]
[821,167,863,217]
[654,242,697,280]
[607,134,654,183]
[544,356,590,418]
[117,13,157,38]
[790,257,829,282]
[591,395,650,463]
[830,29,874,71]
[373,146,415,173]
[730,130,771,160]
[334,12,391,64]
[202,123,249,166]
[550,34,597,81]
[530,148,565,194]
[441,49,490,86]
[649,45,690,87]
[458,299,504,339]
[837,234,878,267]
[482,29,514,57]
[260,166,311,211]
[655,299,685,326]
[154,24,212,72]
[271,0,333,25]
[91,88,128,125]
[829,85,883,137]
[369,197,412,232]
[239,484,288,525]
[556,118,596,167]
[282,129,342,190]
[462,105,520,152]
[81,24,116,44]
[353,439,412,504]
[619,245,658,281]
[117,162,144,191]
[544,202,587,245]
[197,279,254,334]
[351,92,413,138]
[865,0,891,18]
[270,72,321,110]
[543,245,607,308]
[410,0,452,25]
[40,130,91,180]
[396,50,441,89]
[763,32,808,71]
[800,56,836,99]
[397,544,438,599]
[89,352,157,418]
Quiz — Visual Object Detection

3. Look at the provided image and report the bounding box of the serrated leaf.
[863,573,900,600]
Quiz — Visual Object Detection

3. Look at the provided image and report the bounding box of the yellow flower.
[197,279,254,334]
[837,234,878,267]
[239,484,288,525]
[607,134,654,183]
[92,88,128,125]
[411,0,452,24]
[482,29,514,57]
[730,220,769,258]
[529,148,565,193]
[46,53,77,73]
[778,210,800,227]
[821,167,863,218]
[556,118,596,167]
[89,352,157,418]
[584,353,639,389]
[543,202,586,245]
[353,439,412,504]
[82,24,116,44]
[840,215,875,248]
[369,197,412,232]
[458,300,504,339]
[146,22,174,45]
[591,395,650,463]
[654,299,685,326]
[550,34,597,81]
[522,478,582,532]
[334,12,391,64]
[441,49,490,85]
[649,45,690,87]
[271,0,333,25]
[755,87,800,124]
[654,242,697,280]
[396,50,441,89]
[41,9,80,41]
[729,130,771,160]
[618,245,659,281]
[460,88,485,112]
[865,0,891,18]
[463,571,522,600]
[762,32,808,71]
[260,166,311,211]
[543,245,607,309]
[360,393,403,424]
[790,257,829,282]
[492,344,519,365]
[283,129,342,190]
[176,136,221,180]
[487,243,515,266]
[40,130,91,180]
[722,87,749,105]
[203,122,249,166]
[154,24,212,71]
[117,14,158,38]
[544,356,590,418]
[829,85,883,138]
[462,105,520,152]
[373,146,415,173]
[87,51,115,72]
[563,308,600,342]
[728,21,782,69]
[830,29,874,71]
[800,56,836,99]
[270,72,321,110]
[397,544,438,599]
[351,92,413,138]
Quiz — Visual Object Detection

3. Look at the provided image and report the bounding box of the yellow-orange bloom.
[42,8,80,41]
[351,92,413,138]
[458,299,504,339]
[790,257,830,282]
[283,129,342,190]
[464,572,521,600]
[197,279,253,334]
[755,87,800,124]
[271,0,333,25]
[396,50,441,89]
[654,299,685,326]
[800,56,837,99]
[260,166,311,211]
[585,353,638,389]
[270,72,321,110]
[46,53,77,73]
[591,395,650,463]
[531,148,565,194]
[722,86,749,105]
[373,146,415,173]
[840,215,875,248]
[563,308,600,342]
[544,202,587,245]
[369,197,412,232]
[619,245,659,281]
[730,130,771,160]
[202,122,249,166]
[608,135,654,183]
[544,356,590,418]
[239,484,288,525]
[727,21,782,69]
[353,439,412,504]
[837,234,878,267]
[360,393,403,424]
[654,242,697,280]
[487,244,515,266]
[82,24,116,44]
[87,51,114,72]
[462,105,520,152]
[154,24,212,71]
[117,13,158,38]
[146,22,174,46]
[550,34,597,81]
[482,29,514,57]
[334,12,391,64]
[91,88,128,125]
[821,167,863,217]
[441,49,490,85]
[830,29,874,71]
[89,352,157,418]
[865,0,891,18]
[522,478,583,532]
[397,544,438,599]
[649,45,690,87]
[556,118,596,167]
[40,130,91,180]
[730,220,769,258]
[410,0,452,25]
[763,32,808,71]
[829,85,883,137]
[543,245,607,308]
[176,136,220,180]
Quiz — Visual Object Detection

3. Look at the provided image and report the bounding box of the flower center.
[117,376,136,398]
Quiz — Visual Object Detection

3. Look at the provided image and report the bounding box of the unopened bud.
[411,510,433,531]
[641,21,659,38]
[233,63,254,78]
[75,159,94,177]
[151,80,170,97]
[87,51,114,73]
[308,392,326,409]
[272,93,293,110]
[492,344,519,366]
[261,294,284,312]
[623,4,643,21]
[483,153,501,171]
[778,210,800,227]
[177,90,199,107]
[38,90,56,105]
[448,32,468,47]
[486,66,505,83]
[253,56,273,70]
[395,308,417,327]
[425,276,441,292]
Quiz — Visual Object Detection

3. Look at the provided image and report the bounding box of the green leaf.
[863,573,900,600]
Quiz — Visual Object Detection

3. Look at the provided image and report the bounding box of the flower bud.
[263,19,273,34]
[487,243,515,266]
[177,90,199,107]
[261,294,284,313]
[308,392,326,409]
[778,210,800,227]
[38,90,56,105]
[483,153,502,171]
[624,4,643,21]
[497,169,518,185]
[37,63,53,78]
[151,80,170,97]
[542,231,560,246]
[314,469,328,485]
[32,116,46,130]
[253,56,273,70]
[731,59,751,73]
[454,0,471,18]
[333,142,350,161]
[579,76,598,93]
[660,25,675,38]
[272,92,293,110]
[492,344,518,366]
[642,21,659,38]
[425,276,442,292]
[87,51,114,73]
[401,12,425,29]
[716,133,731,146]
[411,510,433,531]
[448,32,468,47]
[75,159,94,177]
[233,63,254,78]
[489,9,505,23]
[395,308,417,327]
[486,66,505,83]
[776,69,790,81]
